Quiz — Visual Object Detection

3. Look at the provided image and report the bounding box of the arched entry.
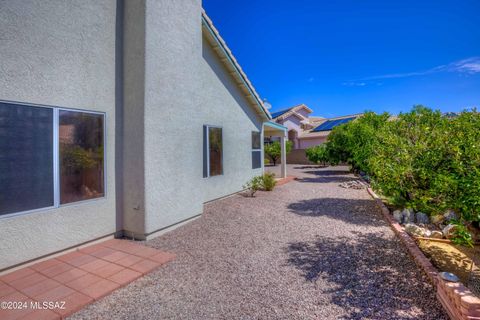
[288,129,299,149]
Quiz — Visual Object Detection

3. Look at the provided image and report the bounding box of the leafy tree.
[369,106,452,213]
[264,140,292,166]
[325,112,389,172]
[317,105,479,244]
[305,144,329,166]
[445,110,480,223]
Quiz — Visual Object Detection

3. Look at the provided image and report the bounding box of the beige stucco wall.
[0,0,117,270]
[298,137,328,149]
[0,0,267,268]
[137,0,264,235]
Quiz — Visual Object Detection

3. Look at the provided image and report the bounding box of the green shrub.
[261,172,277,191]
[450,220,474,247]
[305,144,329,166]
[243,176,263,197]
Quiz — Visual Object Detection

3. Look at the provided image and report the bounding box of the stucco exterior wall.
[122,0,147,236]
[296,108,310,118]
[0,0,117,269]
[135,0,264,235]
[281,117,302,130]
[298,137,328,149]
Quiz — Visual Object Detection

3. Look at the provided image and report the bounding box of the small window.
[0,103,54,216]
[59,110,105,204]
[203,125,223,177]
[252,131,261,150]
[252,131,262,169]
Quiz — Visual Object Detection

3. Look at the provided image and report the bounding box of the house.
[0,0,288,271]
[268,104,361,164]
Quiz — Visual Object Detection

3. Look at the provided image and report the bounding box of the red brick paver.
[0,239,175,319]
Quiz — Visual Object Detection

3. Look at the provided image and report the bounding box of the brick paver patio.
[0,239,175,320]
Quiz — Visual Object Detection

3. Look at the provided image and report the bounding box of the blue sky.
[203,0,480,117]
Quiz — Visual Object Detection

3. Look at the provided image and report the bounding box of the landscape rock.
[442,224,458,239]
[443,210,458,222]
[402,208,415,224]
[392,210,403,224]
[416,212,430,224]
[430,231,444,239]
[404,223,427,237]
[430,215,445,225]
[338,180,366,189]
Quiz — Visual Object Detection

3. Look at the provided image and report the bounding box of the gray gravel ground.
[70,165,447,320]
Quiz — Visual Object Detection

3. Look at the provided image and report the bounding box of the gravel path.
[70,165,447,320]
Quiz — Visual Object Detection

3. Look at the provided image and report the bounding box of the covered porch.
[263,121,288,178]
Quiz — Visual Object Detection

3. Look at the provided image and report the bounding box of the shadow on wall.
[287,198,386,227]
[285,232,447,319]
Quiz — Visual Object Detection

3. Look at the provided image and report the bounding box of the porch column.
[280,134,287,178]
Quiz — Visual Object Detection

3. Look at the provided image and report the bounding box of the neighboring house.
[268,104,361,163]
[0,0,288,271]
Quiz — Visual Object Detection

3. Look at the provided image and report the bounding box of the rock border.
[367,187,480,320]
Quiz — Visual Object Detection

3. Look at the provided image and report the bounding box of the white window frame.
[205,125,223,178]
[0,100,107,220]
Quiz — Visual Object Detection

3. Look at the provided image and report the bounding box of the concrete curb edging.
[366,187,480,320]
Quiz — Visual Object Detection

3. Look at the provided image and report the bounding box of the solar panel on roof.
[270,108,293,119]
[312,117,356,132]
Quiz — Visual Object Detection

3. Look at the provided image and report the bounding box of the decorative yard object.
[439,272,460,282]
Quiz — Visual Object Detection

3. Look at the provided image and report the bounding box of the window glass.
[252,131,261,149]
[208,127,223,176]
[59,110,104,204]
[0,103,54,215]
[252,151,261,169]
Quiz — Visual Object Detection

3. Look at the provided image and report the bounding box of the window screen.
[252,131,262,169]
[252,150,262,169]
[208,127,223,176]
[203,125,223,177]
[252,131,261,150]
[59,110,105,204]
[0,102,54,215]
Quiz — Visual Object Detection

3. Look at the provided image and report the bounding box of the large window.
[59,111,104,204]
[0,103,54,215]
[252,131,262,169]
[0,101,105,217]
[203,125,223,177]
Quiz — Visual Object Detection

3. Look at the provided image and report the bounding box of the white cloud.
[342,81,366,87]
[450,57,480,73]
[353,56,480,81]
